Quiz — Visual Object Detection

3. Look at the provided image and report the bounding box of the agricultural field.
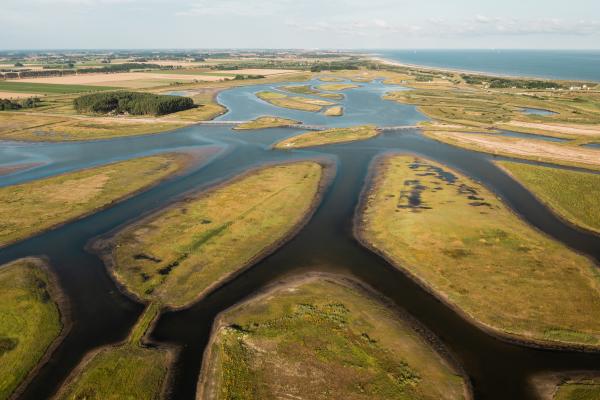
[0,81,118,95]
[497,161,600,234]
[357,154,600,348]
[105,161,328,308]
[234,116,298,130]
[0,153,190,247]
[198,275,468,400]
[274,125,379,149]
[0,258,64,400]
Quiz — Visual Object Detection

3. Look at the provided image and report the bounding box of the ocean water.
[377,50,600,82]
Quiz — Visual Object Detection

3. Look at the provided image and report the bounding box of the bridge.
[195,121,420,132]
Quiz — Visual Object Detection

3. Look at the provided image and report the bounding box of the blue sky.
[2,0,600,49]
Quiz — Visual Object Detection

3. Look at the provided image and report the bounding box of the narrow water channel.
[1,80,599,400]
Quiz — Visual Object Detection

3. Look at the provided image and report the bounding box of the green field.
[497,161,600,234]
[0,258,63,400]
[357,154,600,348]
[274,125,379,149]
[109,161,327,308]
[234,116,298,130]
[198,276,467,400]
[0,153,189,247]
[554,379,600,400]
[0,81,118,95]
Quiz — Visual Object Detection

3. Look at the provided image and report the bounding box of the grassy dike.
[497,161,600,234]
[198,275,469,400]
[55,304,172,400]
[274,125,379,149]
[234,116,299,130]
[0,258,66,400]
[356,154,600,349]
[0,153,194,248]
[95,161,331,309]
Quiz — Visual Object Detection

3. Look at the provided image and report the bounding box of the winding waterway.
[1,79,599,400]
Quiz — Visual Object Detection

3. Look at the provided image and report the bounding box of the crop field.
[0,81,118,94]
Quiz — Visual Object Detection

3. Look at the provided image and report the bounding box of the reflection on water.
[1,80,599,400]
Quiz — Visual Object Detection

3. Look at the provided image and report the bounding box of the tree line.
[73,91,195,116]
[0,97,41,111]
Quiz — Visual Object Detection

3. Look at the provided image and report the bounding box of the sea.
[376,49,600,82]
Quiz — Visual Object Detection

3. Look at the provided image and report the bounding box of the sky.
[2,0,600,50]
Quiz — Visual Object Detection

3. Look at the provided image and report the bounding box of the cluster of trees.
[73,91,194,116]
[233,74,265,80]
[0,97,40,111]
[462,74,564,89]
[310,62,361,72]
[76,63,163,74]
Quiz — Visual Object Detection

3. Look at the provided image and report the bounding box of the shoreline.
[353,152,600,354]
[530,370,600,400]
[369,55,598,84]
[89,157,337,311]
[8,257,72,400]
[0,148,219,250]
[196,271,473,400]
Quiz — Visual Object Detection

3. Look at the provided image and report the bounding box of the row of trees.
[73,91,194,116]
[461,74,565,89]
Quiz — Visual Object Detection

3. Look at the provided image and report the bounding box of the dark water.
[377,49,600,82]
[1,80,600,400]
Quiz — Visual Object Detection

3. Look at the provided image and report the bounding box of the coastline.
[196,271,473,400]
[89,157,337,311]
[353,152,600,353]
[369,55,598,83]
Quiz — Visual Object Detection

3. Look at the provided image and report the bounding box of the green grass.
[497,161,600,234]
[0,154,188,247]
[0,81,118,94]
[0,258,63,399]
[357,154,600,348]
[274,125,379,149]
[234,116,299,130]
[111,162,326,308]
[56,344,170,400]
[554,380,600,400]
[199,277,467,400]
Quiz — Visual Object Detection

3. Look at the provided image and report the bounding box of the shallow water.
[521,108,558,117]
[1,80,599,400]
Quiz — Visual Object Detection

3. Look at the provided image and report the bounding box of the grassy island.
[0,258,64,400]
[554,378,600,400]
[274,125,378,149]
[55,305,171,400]
[256,91,335,112]
[0,153,192,248]
[424,130,600,171]
[279,85,344,100]
[234,116,299,130]
[317,83,359,91]
[105,161,328,308]
[198,275,468,400]
[357,154,600,348]
[497,161,600,234]
[323,105,344,116]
